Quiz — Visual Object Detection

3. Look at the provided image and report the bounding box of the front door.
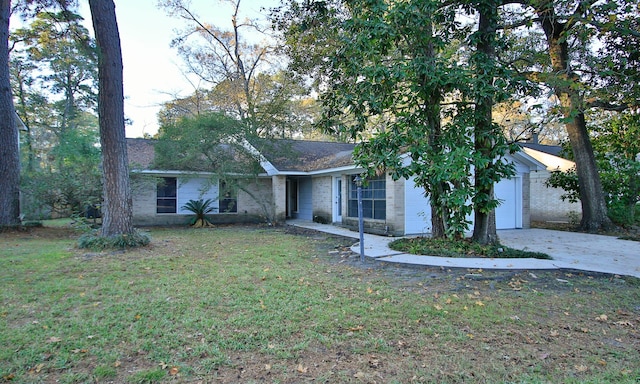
[333,177,342,223]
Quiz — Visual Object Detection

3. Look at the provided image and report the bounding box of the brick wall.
[131,175,276,226]
[271,175,287,223]
[530,171,582,222]
[312,175,332,222]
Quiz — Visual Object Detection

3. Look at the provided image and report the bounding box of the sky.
[76,0,279,138]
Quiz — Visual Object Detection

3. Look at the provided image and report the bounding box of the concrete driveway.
[289,221,640,278]
[498,229,640,278]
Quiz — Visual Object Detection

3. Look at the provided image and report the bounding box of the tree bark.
[0,0,21,227]
[472,0,499,245]
[535,2,613,231]
[88,0,134,237]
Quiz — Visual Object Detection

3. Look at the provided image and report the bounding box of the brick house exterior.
[519,144,582,223]
[127,138,545,234]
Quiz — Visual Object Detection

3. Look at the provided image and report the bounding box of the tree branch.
[585,99,629,112]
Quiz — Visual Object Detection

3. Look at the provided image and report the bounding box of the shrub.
[313,215,331,224]
[389,237,552,259]
[182,198,217,227]
[78,229,150,250]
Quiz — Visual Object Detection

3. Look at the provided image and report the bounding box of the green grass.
[1,225,638,383]
[390,236,553,259]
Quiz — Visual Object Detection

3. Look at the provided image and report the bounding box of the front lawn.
[1,225,638,383]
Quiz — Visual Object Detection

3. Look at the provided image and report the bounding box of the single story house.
[127,138,546,235]
[518,143,582,223]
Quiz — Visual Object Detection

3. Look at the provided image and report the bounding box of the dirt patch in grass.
[2,224,639,384]
[0,224,76,240]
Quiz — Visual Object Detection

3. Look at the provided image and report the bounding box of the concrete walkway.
[288,221,640,278]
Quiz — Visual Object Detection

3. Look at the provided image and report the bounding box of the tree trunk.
[0,0,21,227]
[535,2,613,232]
[472,0,499,245]
[89,0,134,237]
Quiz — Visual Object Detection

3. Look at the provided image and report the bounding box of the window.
[348,175,386,220]
[157,177,177,213]
[219,181,237,213]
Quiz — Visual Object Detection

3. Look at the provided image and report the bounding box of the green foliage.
[389,237,552,259]
[77,229,150,250]
[182,198,217,226]
[546,167,581,203]
[547,112,640,226]
[155,113,279,223]
[12,10,101,221]
[278,0,517,241]
[155,112,259,173]
[21,121,102,219]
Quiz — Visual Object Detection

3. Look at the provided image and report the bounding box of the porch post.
[272,175,287,223]
[355,175,365,262]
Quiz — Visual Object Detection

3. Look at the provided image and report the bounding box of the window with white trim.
[348,175,386,220]
[157,177,177,213]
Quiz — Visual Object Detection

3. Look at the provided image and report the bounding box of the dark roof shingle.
[254,139,356,172]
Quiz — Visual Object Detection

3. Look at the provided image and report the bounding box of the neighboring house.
[518,143,583,223]
[127,138,546,235]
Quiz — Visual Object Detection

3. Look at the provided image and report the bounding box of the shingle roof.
[518,143,565,158]
[253,139,356,172]
[127,138,357,174]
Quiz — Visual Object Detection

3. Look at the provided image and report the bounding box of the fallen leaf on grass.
[3,373,15,380]
[169,366,179,375]
[159,362,168,369]
[297,363,308,373]
[114,361,121,367]
[264,364,271,371]
[596,314,608,322]
[475,300,485,306]
[615,320,634,327]
[349,325,364,332]
[574,364,589,373]
[46,337,61,343]
[71,349,88,354]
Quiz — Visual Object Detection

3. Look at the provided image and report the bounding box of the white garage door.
[404,176,523,234]
[494,177,522,229]
[404,176,432,235]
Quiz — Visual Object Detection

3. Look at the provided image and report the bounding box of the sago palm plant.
[181,198,216,227]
